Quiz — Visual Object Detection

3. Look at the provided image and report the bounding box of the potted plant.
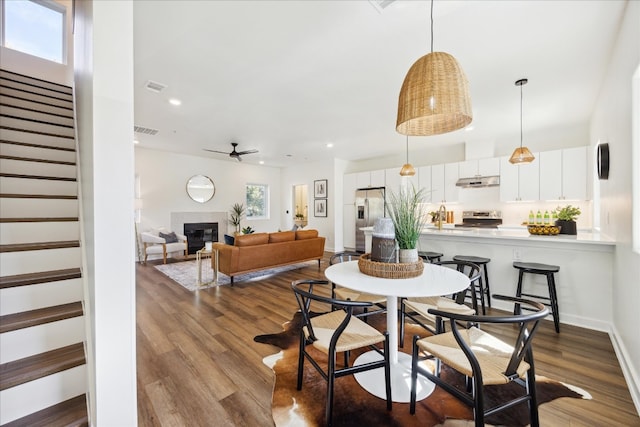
[554,205,581,235]
[229,203,245,235]
[241,226,255,234]
[385,184,429,263]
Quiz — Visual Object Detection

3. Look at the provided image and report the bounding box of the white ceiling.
[133,0,627,167]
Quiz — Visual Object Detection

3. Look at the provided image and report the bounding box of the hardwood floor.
[136,253,639,426]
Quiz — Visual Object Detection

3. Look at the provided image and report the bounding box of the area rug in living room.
[154,260,317,291]
[254,312,592,427]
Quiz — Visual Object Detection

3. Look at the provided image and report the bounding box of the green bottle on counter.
[543,210,550,224]
[536,210,542,224]
[528,210,535,224]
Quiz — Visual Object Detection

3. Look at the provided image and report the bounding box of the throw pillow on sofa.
[159,231,179,243]
[224,234,235,245]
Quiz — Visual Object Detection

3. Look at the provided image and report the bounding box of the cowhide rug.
[254,312,591,427]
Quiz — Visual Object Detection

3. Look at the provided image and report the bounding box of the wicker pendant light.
[396,0,472,136]
[399,135,415,176]
[509,78,535,164]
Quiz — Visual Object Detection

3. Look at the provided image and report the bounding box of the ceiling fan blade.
[235,155,242,162]
[236,149,259,155]
[203,149,230,154]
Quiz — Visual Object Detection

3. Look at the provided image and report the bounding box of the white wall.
[0,0,74,86]
[74,1,138,425]
[135,147,282,236]
[280,159,337,252]
[590,0,640,413]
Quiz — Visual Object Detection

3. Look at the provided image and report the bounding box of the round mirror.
[186,175,215,203]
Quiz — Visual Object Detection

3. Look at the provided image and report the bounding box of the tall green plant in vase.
[229,203,245,235]
[386,184,429,263]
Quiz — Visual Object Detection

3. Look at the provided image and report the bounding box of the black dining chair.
[292,279,392,426]
[409,294,549,427]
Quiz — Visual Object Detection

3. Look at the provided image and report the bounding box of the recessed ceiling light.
[133,139,139,144]
[326,143,334,148]
[169,98,182,106]
[259,160,264,165]
[465,126,474,132]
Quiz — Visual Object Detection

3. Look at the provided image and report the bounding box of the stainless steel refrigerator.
[355,187,385,252]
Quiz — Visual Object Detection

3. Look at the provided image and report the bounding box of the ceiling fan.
[203,142,258,162]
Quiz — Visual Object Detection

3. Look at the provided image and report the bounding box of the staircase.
[0,69,88,426]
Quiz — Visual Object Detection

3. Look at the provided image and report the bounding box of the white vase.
[398,248,419,263]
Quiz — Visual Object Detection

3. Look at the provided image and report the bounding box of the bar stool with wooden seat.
[452,255,491,314]
[418,251,443,263]
[513,261,561,333]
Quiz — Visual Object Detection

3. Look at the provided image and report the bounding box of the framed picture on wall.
[314,179,327,198]
[314,199,327,217]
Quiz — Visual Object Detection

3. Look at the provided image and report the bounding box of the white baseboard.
[609,324,640,416]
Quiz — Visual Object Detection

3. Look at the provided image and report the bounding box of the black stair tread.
[0,154,76,165]
[0,302,83,334]
[0,172,76,181]
[0,101,74,119]
[0,268,82,289]
[0,218,79,224]
[0,193,77,200]
[0,83,73,104]
[0,139,75,152]
[0,125,74,139]
[0,113,74,129]
[1,394,88,427]
[0,240,80,252]
[0,69,73,92]
[0,342,85,390]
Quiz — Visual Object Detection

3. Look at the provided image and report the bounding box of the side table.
[196,248,216,287]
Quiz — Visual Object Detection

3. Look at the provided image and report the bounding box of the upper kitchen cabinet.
[343,173,357,204]
[458,158,500,178]
[356,169,385,189]
[539,146,588,201]
[500,155,539,201]
[431,162,460,204]
[418,165,433,202]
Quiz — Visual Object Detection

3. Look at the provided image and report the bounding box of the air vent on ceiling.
[369,0,396,13]
[134,125,159,136]
[145,80,167,93]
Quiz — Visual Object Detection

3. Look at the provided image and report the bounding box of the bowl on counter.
[527,224,561,235]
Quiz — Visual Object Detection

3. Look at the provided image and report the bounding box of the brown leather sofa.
[211,229,325,285]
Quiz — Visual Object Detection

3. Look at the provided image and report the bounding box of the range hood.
[455,175,500,188]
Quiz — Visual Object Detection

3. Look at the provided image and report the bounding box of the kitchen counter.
[421,225,615,247]
[417,226,614,332]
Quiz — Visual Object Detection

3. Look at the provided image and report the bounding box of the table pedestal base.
[353,351,434,403]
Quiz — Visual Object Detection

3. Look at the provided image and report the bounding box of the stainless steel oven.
[455,211,502,228]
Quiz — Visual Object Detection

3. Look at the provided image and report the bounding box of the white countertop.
[420,225,615,246]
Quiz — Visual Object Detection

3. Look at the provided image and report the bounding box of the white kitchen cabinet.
[539,147,588,200]
[418,165,433,203]
[385,168,401,197]
[343,173,357,204]
[431,162,459,203]
[499,155,539,201]
[458,158,500,178]
[356,169,385,189]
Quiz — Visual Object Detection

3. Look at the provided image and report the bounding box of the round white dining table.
[324,260,470,403]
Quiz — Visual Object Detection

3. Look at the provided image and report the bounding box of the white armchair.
[140,228,188,264]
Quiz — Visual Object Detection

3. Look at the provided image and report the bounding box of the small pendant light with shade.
[509,78,535,164]
[399,135,416,176]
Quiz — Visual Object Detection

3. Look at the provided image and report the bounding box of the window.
[2,0,66,64]
[246,184,269,219]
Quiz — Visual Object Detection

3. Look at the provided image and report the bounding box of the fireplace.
[184,222,218,255]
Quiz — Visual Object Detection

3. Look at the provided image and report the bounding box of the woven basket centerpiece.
[358,253,424,279]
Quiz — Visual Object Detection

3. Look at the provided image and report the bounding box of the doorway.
[293,184,308,228]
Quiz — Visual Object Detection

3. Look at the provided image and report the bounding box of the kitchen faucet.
[437,204,447,230]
